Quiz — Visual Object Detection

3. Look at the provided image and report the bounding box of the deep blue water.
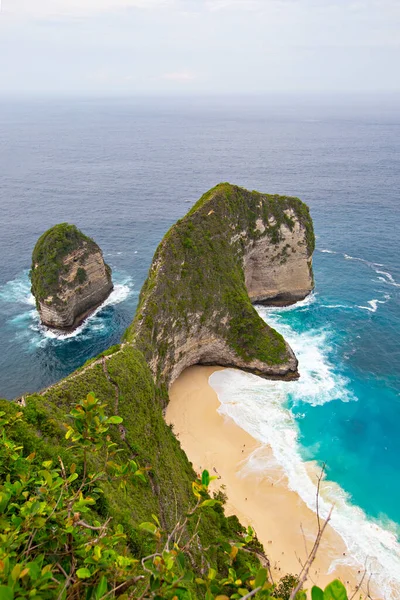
[0,95,399,588]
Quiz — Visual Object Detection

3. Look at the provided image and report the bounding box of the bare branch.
[76,517,111,531]
[55,562,69,580]
[290,507,333,600]
[102,576,144,599]
[289,463,332,600]
[240,586,262,599]
[141,553,161,574]
[316,462,326,534]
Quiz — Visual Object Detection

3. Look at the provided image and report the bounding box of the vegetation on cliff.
[127,183,315,385]
[0,386,350,599]
[1,348,262,592]
[30,223,111,309]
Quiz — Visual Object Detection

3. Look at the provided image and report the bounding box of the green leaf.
[95,575,108,599]
[200,499,219,508]
[39,470,53,487]
[176,552,185,570]
[208,567,216,580]
[311,586,324,600]
[0,492,11,512]
[0,587,13,600]
[151,514,161,527]
[323,580,348,600]
[107,416,123,424]
[11,564,21,581]
[86,393,97,405]
[255,567,267,588]
[76,568,92,579]
[201,470,210,487]
[182,569,193,582]
[25,561,40,581]
[139,522,158,535]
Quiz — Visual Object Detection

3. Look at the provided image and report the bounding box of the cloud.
[4,0,400,20]
[2,0,175,19]
[161,71,195,82]
[204,0,262,10]
[204,0,400,11]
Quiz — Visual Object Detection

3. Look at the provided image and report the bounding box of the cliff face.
[244,208,313,306]
[127,183,315,389]
[31,224,113,330]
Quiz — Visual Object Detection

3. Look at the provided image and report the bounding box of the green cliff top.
[30,223,106,305]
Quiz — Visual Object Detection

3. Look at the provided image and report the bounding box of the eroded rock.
[30,223,113,331]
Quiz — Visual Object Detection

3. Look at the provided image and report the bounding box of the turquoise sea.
[0,95,399,595]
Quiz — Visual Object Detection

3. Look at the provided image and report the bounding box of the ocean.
[0,95,399,594]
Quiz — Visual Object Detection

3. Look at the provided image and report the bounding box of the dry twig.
[289,464,333,600]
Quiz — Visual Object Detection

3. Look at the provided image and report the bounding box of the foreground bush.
[0,393,350,600]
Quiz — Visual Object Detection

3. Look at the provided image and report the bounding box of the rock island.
[30,223,113,331]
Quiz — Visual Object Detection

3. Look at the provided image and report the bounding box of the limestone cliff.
[126,183,315,388]
[244,206,314,306]
[30,223,113,330]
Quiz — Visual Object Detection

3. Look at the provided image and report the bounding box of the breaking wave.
[209,299,400,599]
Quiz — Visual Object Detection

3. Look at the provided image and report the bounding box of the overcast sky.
[0,0,399,94]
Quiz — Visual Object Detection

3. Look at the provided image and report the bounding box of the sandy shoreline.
[166,366,378,598]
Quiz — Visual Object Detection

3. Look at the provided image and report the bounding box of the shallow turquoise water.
[210,246,400,595]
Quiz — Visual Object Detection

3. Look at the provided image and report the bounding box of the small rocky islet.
[30,223,113,331]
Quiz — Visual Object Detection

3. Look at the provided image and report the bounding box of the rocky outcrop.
[244,209,313,306]
[127,183,315,388]
[30,224,113,331]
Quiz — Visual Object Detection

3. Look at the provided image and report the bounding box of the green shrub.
[30,223,111,306]
[76,267,87,284]
[0,393,350,600]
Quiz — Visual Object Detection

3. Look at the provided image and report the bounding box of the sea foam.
[0,270,34,306]
[0,270,135,347]
[318,249,398,312]
[209,304,400,599]
[39,280,134,341]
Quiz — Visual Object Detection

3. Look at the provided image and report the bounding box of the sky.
[0,0,399,94]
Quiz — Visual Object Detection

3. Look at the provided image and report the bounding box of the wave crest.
[0,270,136,347]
